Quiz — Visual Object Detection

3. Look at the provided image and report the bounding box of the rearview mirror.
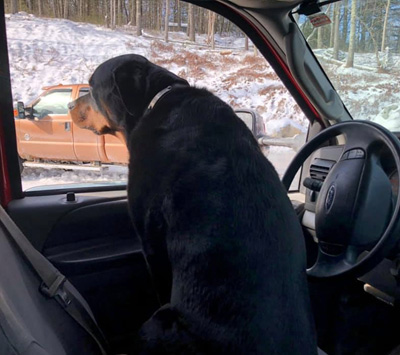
[17,101,26,119]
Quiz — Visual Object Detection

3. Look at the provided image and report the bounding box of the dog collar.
[147,86,173,111]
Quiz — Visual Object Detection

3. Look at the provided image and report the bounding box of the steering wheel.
[282,120,400,278]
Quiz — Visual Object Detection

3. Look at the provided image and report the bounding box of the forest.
[4,0,400,69]
[298,0,400,69]
[3,0,245,47]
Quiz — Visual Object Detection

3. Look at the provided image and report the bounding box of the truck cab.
[15,84,128,165]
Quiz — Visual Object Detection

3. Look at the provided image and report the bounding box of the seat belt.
[0,205,109,355]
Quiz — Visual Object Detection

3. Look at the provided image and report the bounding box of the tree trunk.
[342,0,349,50]
[63,0,69,19]
[177,0,181,31]
[188,3,195,41]
[136,0,142,36]
[110,0,114,28]
[117,0,121,26]
[381,0,391,52]
[130,0,135,25]
[165,0,169,42]
[26,0,32,12]
[79,0,83,20]
[329,4,334,48]
[333,2,340,59]
[38,0,42,16]
[157,0,162,32]
[245,35,249,51]
[113,0,117,28]
[51,0,57,17]
[317,27,323,48]
[346,0,357,67]
[11,0,18,13]
[207,11,216,49]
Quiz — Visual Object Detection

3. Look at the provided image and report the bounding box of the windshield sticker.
[308,13,332,28]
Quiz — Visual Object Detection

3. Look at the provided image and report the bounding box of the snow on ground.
[315,49,400,130]
[21,147,296,191]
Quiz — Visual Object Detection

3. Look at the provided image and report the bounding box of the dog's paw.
[138,305,204,354]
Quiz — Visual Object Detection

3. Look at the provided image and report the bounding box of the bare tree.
[188,3,195,41]
[333,2,340,59]
[11,0,18,13]
[317,27,323,49]
[207,10,216,49]
[136,0,142,36]
[177,0,181,31]
[110,0,115,29]
[130,0,136,25]
[51,0,57,17]
[63,0,69,19]
[342,0,349,50]
[381,0,391,52]
[26,0,32,13]
[165,0,169,42]
[346,0,357,67]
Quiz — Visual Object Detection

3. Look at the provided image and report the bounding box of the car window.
[296,0,400,131]
[32,90,72,118]
[7,5,309,192]
[79,88,89,97]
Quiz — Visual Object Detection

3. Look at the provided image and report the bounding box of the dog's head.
[69,54,189,136]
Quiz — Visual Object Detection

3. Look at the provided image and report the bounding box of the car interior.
[1,0,400,354]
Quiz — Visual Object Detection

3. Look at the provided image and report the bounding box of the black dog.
[69,54,316,354]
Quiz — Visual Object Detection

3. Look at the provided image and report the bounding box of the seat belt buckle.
[40,281,72,308]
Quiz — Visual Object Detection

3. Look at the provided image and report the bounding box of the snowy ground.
[21,146,297,191]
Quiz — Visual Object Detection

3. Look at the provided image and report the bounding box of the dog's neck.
[146,83,188,113]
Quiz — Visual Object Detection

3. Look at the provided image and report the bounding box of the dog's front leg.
[134,205,172,306]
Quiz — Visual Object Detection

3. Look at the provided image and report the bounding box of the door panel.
[72,123,102,162]
[17,89,76,161]
[7,191,158,352]
[104,132,129,164]
[17,115,76,160]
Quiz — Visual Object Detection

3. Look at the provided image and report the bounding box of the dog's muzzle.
[67,100,77,111]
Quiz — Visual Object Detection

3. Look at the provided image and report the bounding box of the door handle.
[65,122,71,131]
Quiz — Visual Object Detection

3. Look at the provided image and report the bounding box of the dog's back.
[127,86,316,354]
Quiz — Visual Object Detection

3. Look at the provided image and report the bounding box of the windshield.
[296,0,400,131]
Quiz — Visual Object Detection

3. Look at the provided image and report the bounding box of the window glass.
[32,90,72,118]
[296,0,400,131]
[79,88,89,97]
[7,4,308,192]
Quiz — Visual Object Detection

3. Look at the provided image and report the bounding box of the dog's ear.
[112,58,148,118]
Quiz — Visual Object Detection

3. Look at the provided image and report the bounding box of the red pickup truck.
[14,84,128,165]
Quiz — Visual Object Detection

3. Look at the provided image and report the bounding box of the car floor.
[310,278,400,355]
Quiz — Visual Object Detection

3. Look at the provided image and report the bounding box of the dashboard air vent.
[310,158,335,181]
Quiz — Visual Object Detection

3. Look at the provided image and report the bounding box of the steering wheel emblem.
[325,185,336,211]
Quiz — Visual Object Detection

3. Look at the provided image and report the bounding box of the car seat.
[0,205,107,355]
